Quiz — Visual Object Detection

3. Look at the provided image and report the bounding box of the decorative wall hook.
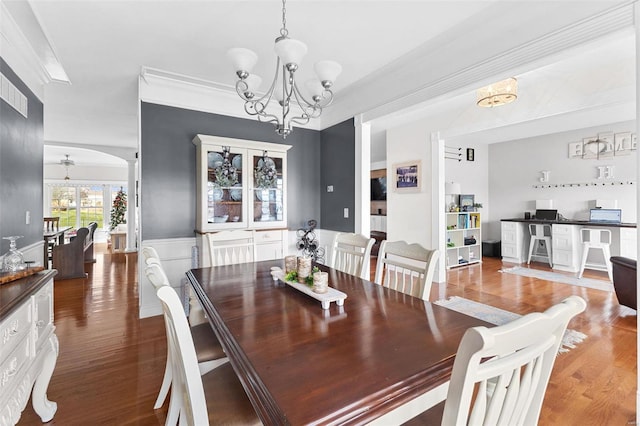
[539,171,550,183]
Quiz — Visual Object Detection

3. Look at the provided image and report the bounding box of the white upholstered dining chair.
[145,263,228,411]
[156,286,260,426]
[374,240,439,301]
[402,295,586,426]
[206,230,257,266]
[330,232,375,279]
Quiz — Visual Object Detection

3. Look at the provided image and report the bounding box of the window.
[47,184,126,232]
[80,185,105,228]
[50,186,76,228]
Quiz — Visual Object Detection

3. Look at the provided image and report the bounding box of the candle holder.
[285,255,297,274]
[312,271,329,294]
[297,256,312,284]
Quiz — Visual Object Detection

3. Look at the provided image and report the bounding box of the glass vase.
[2,235,24,273]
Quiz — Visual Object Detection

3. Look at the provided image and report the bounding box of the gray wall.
[0,58,44,254]
[140,102,327,240]
[320,119,355,232]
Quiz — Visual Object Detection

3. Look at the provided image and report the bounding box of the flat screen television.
[371,177,387,201]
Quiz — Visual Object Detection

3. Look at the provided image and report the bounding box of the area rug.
[435,296,587,353]
[499,266,612,292]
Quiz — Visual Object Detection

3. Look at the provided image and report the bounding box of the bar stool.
[578,228,613,281]
[527,224,553,267]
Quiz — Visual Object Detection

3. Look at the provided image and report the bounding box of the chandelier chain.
[228,0,340,138]
[280,0,288,38]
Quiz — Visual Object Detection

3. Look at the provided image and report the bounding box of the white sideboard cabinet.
[193,135,292,267]
[0,270,58,425]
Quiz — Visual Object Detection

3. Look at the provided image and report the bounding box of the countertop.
[0,269,57,320]
[501,218,636,228]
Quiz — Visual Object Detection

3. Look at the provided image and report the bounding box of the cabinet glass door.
[250,150,285,226]
[206,147,246,227]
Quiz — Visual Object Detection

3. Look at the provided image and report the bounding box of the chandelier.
[477,77,518,108]
[60,154,74,180]
[227,0,341,138]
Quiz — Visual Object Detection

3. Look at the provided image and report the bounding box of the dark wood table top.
[0,270,57,321]
[43,226,73,238]
[187,261,488,425]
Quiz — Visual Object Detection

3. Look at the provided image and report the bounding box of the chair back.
[442,296,586,426]
[580,228,612,247]
[156,286,209,425]
[142,246,162,266]
[330,233,375,279]
[145,262,170,290]
[374,240,439,300]
[528,224,551,238]
[44,217,59,232]
[206,230,256,266]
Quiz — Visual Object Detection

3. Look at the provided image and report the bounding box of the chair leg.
[602,246,613,282]
[527,238,536,265]
[154,348,173,409]
[546,238,553,268]
[578,245,589,279]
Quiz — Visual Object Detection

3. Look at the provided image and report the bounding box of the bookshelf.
[446,212,482,268]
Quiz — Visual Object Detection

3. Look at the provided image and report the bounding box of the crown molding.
[320,1,636,130]
[0,0,69,100]
[138,66,321,131]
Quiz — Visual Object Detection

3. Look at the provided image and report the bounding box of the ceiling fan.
[60,154,74,180]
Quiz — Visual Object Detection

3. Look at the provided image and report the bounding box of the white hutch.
[193,135,291,267]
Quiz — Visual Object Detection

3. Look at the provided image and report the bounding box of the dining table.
[186,260,489,425]
[43,226,72,265]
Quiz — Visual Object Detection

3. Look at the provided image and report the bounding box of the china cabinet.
[193,135,291,266]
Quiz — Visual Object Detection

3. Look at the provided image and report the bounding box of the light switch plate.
[343,208,349,218]
[327,185,334,193]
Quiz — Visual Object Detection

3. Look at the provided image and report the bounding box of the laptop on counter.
[589,208,622,224]
[535,209,558,221]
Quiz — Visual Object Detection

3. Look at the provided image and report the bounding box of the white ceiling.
[1,0,636,167]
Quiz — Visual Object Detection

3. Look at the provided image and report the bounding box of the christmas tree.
[109,188,127,230]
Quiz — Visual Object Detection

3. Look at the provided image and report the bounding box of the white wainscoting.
[140,230,341,318]
[7,240,45,266]
[139,237,196,319]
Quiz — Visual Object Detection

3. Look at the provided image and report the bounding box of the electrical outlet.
[343,208,349,218]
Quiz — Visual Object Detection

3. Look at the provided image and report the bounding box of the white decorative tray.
[270,268,347,310]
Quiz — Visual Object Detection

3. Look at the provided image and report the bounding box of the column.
[354,115,371,237]
[126,159,137,252]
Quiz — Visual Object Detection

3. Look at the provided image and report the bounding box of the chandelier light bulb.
[243,74,262,98]
[227,48,258,78]
[305,79,324,102]
[274,38,308,70]
[314,60,342,87]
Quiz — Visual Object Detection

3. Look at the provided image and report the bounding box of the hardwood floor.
[18,247,636,425]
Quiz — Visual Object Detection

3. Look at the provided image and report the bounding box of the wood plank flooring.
[18,247,636,425]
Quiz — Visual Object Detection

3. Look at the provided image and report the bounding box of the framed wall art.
[459,194,475,212]
[393,160,421,193]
